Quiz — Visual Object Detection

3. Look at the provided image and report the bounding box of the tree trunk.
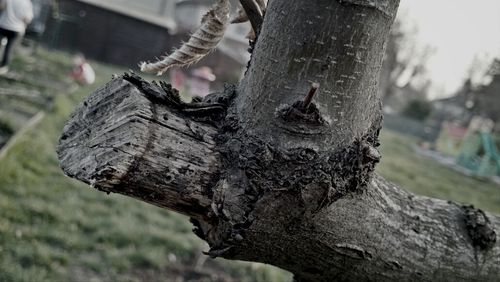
[57,0,499,281]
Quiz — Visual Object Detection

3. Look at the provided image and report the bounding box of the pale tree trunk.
[57,0,499,281]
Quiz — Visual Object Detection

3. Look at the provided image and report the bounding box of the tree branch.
[238,0,264,36]
[58,76,500,281]
[57,0,500,280]
[237,174,500,281]
[57,77,220,220]
[236,0,399,151]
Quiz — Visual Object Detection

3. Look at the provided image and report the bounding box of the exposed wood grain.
[57,78,221,220]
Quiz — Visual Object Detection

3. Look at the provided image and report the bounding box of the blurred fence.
[383,113,441,142]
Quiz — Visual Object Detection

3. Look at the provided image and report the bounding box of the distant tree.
[379,17,433,100]
[402,99,432,121]
[472,59,500,129]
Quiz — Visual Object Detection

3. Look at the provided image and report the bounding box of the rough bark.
[237,0,393,150]
[57,78,220,219]
[58,75,500,281]
[58,0,500,281]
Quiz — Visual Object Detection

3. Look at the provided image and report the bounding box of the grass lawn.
[0,49,290,282]
[0,48,498,282]
[378,129,500,214]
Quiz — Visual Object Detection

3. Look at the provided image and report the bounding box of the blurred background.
[0,0,498,281]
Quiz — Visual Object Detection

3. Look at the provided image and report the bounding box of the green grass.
[0,49,291,282]
[378,129,500,214]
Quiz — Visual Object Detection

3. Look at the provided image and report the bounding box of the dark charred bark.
[57,0,500,281]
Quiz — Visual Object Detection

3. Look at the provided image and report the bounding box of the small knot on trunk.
[462,205,497,250]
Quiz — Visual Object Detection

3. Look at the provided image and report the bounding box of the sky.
[397,0,500,98]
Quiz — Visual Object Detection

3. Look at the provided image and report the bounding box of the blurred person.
[0,0,33,74]
[189,66,216,98]
[170,67,187,93]
[70,54,95,85]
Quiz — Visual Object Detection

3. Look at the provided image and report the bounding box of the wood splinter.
[302,82,320,110]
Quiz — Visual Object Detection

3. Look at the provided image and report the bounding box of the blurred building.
[432,59,500,132]
[28,0,53,37]
[40,0,250,81]
[432,79,474,125]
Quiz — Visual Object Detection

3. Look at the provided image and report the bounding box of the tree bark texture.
[58,0,499,281]
[57,78,221,219]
